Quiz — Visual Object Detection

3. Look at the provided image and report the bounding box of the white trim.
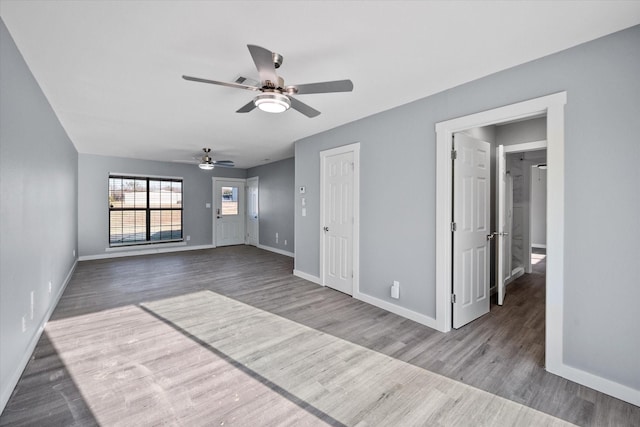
[212,177,247,247]
[293,269,322,285]
[503,140,547,153]
[532,243,547,249]
[319,142,360,296]
[109,172,183,180]
[553,363,640,407]
[0,260,77,413]
[105,241,186,252]
[435,93,566,367]
[257,244,294,258]
[78,244,214,261]
[354,291,438,330]
[507,267,525,284]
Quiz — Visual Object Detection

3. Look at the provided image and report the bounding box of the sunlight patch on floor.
[531,253,546,265]
[46,290,572,426]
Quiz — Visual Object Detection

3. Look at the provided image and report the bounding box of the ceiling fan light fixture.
[198,162,214,170]
[254,93,290,113]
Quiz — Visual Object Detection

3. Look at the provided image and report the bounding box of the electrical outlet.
[72,249,76,257]
[22,316,26,332]
[48,281,52,294]
[284,240,287,246]
[275,232,279,244]
[186,235,191,241]
[30,291,34,320]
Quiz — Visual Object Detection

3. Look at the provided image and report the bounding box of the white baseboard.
[354,291,438,330]
[548,362,640,407]
[257,244,294,258]
[0,259,77,413]
[78,244,215,261]
[293,269,321,285]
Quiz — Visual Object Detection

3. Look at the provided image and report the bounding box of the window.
[109,175,183,246]
[221,186,239,216]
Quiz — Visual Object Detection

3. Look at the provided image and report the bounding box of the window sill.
[106,241,186,252]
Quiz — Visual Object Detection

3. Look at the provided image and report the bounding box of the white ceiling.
[2,1,639,169]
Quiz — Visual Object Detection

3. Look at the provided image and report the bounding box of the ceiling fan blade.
[213,160,234,165]
[236,100,257,113]
[247,44,279,87]
[289,96,321,118]
[182,75,260,92]
[211,162,235,168]
[288,79,354,95]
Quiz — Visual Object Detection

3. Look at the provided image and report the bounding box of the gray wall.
[496,116,547,146]
[0,19,78,408]
[247,157,295,253]
[295,25,640,390]
[78,154,246,257]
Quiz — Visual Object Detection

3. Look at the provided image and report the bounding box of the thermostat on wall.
[299,186,306,194]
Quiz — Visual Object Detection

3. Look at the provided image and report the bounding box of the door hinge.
[451,150,457,160]
[351,162,355,170]
[451,222,457,232]
[451,293,457,304]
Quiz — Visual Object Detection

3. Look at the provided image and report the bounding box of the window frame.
[108,174,184,247]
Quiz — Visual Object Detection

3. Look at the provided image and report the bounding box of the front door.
[215,179,245,247]
[321,149,354,295]
[452,133,491,328]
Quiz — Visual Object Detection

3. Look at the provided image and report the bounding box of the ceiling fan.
[183,44,354,118]
[174,148,235,170]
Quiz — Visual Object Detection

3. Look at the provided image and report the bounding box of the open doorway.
[434,92,567,377]
[451,119,547,323]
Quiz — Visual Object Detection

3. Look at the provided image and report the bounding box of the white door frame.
[435,92,566,376]
[319,142,360,295]
[212,177,247,247]
[246,176,259,246]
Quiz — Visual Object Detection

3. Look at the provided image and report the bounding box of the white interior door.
[214,179,245,247]
[497,144,511,305]
[321,150,354,295]
[452,133,491,329]
[246,177,259,246]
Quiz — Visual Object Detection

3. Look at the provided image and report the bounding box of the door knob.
[323,226,329,232]
[487,232,498,240]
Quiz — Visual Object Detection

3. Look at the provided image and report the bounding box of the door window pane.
[221,186,238,215]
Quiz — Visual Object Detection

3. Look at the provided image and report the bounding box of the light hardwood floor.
[1,246,638,426]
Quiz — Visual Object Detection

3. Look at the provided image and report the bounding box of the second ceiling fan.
[183,44,353,118]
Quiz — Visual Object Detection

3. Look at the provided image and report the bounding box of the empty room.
[1,1,639,425]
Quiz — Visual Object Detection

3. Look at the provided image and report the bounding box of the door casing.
[435,92,566,377]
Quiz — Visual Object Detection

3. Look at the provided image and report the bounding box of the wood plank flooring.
[1,246,638,426]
